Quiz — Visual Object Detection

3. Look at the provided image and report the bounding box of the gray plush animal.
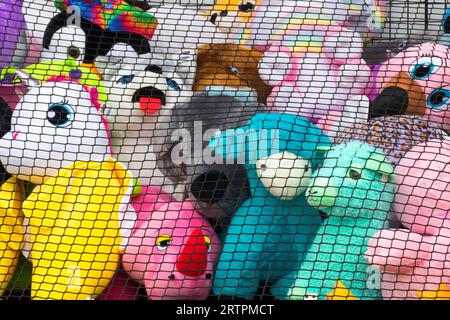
[153,92,268,223]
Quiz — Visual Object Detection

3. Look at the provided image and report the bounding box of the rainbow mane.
[55,0,158,40]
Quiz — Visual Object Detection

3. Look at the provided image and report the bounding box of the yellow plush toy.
[23,159,135,300]
[0,177,26,296]
[0,70,138,299]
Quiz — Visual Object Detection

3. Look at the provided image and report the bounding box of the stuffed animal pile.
[0,0,449,301]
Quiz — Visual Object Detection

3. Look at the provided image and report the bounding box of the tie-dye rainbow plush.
[55,0,158,40]
[232,0,387,48]
[267,13,336,54]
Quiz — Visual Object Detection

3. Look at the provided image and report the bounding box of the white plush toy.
[147,4,227,55]
[0,70,112,183]
[102,49,197,195]
[0,69,137,300]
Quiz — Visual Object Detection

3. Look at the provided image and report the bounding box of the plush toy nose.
[369,86,409,118]
[176,228,207,277]
[190,171,228,204]
[210,13,218,24]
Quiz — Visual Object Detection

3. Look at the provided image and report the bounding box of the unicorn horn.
[14,70,40,91]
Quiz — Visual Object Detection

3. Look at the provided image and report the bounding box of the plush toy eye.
[156,235,173,250]
[47,102,74,127]
[239,2,255,12]
[116,74,135,85]
[409,56,442,79]
[260,163,267,171]
[166,78,181,91]
[67,46,81,59]
[204,236,212,252]
[427,88,450,111]
[348,169,362,180]
[229,66,240,75]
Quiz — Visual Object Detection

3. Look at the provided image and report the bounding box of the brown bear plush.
[193,43,271,104]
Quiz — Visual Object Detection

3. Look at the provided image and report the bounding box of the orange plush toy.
[193,43,271,104]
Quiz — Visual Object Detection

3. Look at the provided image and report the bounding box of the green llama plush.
[272,141,396,300]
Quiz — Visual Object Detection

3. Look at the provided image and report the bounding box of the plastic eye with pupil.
[47,104,73,127]
[349,169,361,180]
[166,78,181,91]
[117,75,135,84]
[260,164,267,171]
[239,2,254,12]
[230,66,240,75]
[411,63,434,79]
[157,240,171,250]
[427,89,450,110]
[68,46,80,59]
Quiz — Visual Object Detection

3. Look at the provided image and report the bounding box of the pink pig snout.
[176,228,208,277]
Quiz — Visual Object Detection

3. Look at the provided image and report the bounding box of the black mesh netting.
[0,0,449,301]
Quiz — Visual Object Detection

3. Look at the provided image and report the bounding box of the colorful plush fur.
[203,0,387,50]
[0,0,27,70]
[208,113,332,299]
[0,70,137,300]
[369,42,450,132]
[1,57,107,106]
[122,186,221,300]
[102,50,196,194]
[22,0,156,74]
[335,115,448,164]
[365,139,450,300]
[259,18,370,125]
[275,141,395,300]
[194,43,271,104]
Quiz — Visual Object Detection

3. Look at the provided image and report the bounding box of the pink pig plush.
[259,18,370,126]
[369,42,450,132]
[365,139,450,299]
[122,186,221,300]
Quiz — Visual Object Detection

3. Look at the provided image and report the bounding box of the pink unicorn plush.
[365,139,450,300]
[258,18,370,133]
[369,42,450,132]
[122,186,221,300]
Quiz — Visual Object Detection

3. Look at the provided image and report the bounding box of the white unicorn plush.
[0,69,137,300]
[102,49,197,197]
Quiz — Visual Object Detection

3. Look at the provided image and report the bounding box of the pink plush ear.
[131,186,174,229]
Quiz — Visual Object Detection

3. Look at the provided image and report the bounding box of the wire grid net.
[0,0,449,300]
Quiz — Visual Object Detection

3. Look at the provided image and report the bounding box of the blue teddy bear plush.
[208,113,332,299]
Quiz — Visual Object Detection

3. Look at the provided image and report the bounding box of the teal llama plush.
[208,113,332,299]
[272,141,396,300]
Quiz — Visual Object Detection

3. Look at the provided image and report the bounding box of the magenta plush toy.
[259,18,370,128]
[365,139,450,299]
[369,42,450,132]
[122,186,221,300]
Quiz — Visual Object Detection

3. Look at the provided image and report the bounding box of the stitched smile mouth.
[168,273,212,280]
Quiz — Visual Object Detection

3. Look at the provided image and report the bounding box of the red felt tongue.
[139,97,162,115]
